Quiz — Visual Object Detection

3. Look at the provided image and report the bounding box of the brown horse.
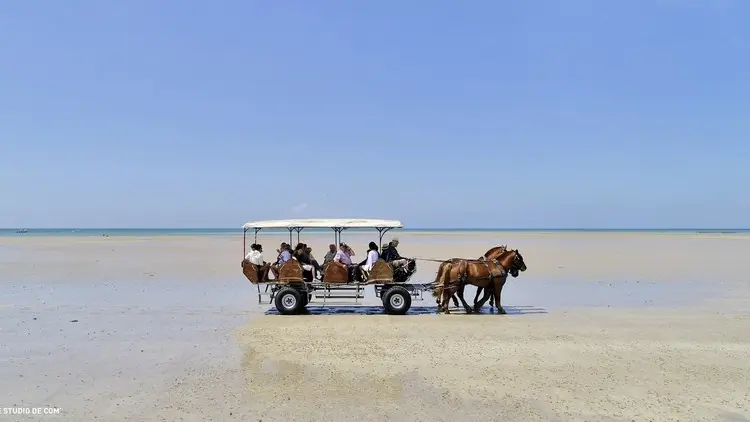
[432,249,527,314]
[434,245,507,309]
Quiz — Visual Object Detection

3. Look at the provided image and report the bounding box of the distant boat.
[16,229,27,233]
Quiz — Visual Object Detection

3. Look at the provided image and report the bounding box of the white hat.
[391,237,399,243]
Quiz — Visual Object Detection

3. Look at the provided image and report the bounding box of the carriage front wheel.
[274,287,304,315]
[382,286,412,315]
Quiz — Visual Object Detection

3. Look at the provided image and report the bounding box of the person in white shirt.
[243,244,270,280]
[244,243,265,266]
[360,241,380,273]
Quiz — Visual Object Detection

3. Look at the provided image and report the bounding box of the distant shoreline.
[2,228,749,237]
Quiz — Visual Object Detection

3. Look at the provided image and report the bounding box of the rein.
[412,256,498,264]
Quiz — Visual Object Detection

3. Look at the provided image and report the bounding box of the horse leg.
[452,292,460,308]
[438,266,453,314]
[494,278,507,314]
[473,285,491,312]
[473,287,483,308]
[433,263,445,310]
[483,284,495,309]
[440,284,453,314]
[456,283,473,314]
[440,262,459,308]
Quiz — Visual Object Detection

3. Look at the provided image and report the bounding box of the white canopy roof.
[242,218,403,230]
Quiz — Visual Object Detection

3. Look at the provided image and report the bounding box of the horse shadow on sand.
[265,304,547,316]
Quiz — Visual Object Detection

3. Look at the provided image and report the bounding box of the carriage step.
[314,294,366,299]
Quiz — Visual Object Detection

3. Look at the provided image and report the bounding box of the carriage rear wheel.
[274,287,303,315]
[382,286,412,315]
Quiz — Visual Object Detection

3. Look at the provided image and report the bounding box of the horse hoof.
[498,307,506,314]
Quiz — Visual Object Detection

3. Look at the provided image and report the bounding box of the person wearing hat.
[381,237,408,269]
[334,242,359,281]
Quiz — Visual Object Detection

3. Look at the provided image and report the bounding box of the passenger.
[359,241,380,276]
[243,244,270,280]
[293,243,308,262]
[334,243,358,281]
[322,244,337,266]
[276,242,292,264]
[381,237,409,269]
[244,243,265,266]
[333,243,353,265]
[269,243,293,279]
[294,243,317,280]
[306,246,323,279]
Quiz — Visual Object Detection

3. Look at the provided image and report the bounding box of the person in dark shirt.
[381,237,409,269]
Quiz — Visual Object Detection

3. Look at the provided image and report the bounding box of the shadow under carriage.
[319,258,417,284]
[264,304,548,315]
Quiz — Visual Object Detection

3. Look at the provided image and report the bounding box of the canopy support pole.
[331,227,345,247]
[376,227,393,253]
[243,228,247,258]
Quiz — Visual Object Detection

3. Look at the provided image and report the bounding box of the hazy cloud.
[291,203,308,213]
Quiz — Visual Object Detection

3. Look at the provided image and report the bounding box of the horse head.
[498,249,527,277]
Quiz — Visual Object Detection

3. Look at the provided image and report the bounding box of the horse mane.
[483,245,507,258]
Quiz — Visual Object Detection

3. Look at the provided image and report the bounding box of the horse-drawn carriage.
[240,218,431,315]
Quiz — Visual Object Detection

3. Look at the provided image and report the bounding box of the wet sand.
[1,233,749,421]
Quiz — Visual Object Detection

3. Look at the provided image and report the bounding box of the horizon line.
[3,227,749,231]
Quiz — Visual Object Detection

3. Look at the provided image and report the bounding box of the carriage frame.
[241,218,432,315]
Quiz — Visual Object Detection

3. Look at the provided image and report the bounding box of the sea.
[1,228,748,237]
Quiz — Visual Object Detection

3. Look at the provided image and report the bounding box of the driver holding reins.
[381,237,409,270]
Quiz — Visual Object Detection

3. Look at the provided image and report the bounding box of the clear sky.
[1,0,748,229]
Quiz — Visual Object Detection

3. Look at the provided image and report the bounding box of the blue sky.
[1,0,748,228]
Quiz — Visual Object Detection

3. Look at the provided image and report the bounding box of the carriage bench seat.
[322,261,349,284]
[277,260,306,284]
[365,259,394,284]
[242,261,263,284]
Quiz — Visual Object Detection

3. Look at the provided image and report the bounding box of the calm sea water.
[1,228,749,237]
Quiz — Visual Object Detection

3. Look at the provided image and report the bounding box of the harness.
[445,257,507,293]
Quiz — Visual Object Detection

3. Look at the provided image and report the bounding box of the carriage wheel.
[274,287,303,315]
[382,286,412,315]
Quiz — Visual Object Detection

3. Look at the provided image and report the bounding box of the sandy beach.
[1,232,749,421]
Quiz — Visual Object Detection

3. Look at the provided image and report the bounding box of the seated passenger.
[322,244,337,266]
[276,243,292,264]
[333,243,353,265]
[359,241,380,278]
[243,243,269,280]
[333,243,358,281]
[381,237,409,269]
[306,246,323,279]
[294,243,317,279]
[270,243,293,278]
[244,243,265,266]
